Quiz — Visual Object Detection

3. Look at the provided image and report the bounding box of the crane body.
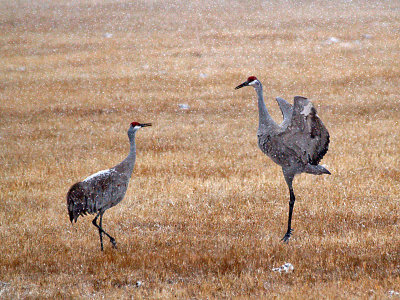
[67,122,151,250]
[236,77,330,242]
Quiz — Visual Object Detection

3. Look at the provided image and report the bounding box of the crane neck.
[127,129,137,164]
[255,84,274,133]
[116,128,137,175]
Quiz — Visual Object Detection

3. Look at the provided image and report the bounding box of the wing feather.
[276,97,293,121]
[67,169,129,222]
[282,96,329,165]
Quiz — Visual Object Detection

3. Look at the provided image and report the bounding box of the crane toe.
[281,229,293,243]
[110,238,117,249]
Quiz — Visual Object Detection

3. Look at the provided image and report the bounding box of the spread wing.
[282,96,329,165]
[276,97,293,122]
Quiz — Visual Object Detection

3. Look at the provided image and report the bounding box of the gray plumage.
[236,76,330,242]
[67,122,151,250]
[275,97,293,128]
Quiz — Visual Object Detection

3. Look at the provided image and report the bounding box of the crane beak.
[140,123,152,127]
[235,81,249,89]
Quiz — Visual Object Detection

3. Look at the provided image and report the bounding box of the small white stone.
[325,37,340,44]
[135,281,142,287]
[179,104,189,110]
[388,290,400,296]
[282,263,294,273]
[272,262,294,273]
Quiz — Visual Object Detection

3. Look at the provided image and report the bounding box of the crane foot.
[281,229,293,243]
[110,238,117,249]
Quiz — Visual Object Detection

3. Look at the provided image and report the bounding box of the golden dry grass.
[1,0,400,298]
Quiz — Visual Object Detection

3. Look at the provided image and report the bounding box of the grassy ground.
[1,0,399,298]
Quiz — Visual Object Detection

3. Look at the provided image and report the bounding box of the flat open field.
[1,0,399,298]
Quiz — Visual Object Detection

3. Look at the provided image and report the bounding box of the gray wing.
[85,170,130,211]
[67,169,130,222]
[282,96,329,165]
[276,97,293,123]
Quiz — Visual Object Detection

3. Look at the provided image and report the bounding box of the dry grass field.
[1,0,400,298]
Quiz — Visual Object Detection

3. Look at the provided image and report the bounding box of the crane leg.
[92,211,117,251]
[282,170,295,243]
[281,188,295,242]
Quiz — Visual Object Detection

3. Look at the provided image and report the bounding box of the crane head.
[130,122,152,130]
[235,76,260,89]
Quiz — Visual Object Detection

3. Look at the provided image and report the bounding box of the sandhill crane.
[67,122,151,250]
[235,76,330,242]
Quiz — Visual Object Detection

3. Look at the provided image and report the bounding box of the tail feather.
[67,182,89,223]
[304,164,331,175]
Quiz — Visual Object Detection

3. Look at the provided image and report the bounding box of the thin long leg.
[92,211,117,250]
[282,170,295,242]
[281,188,295,242]
[98,213,104,251]
[99,213,117,249]
[92,212,104,250]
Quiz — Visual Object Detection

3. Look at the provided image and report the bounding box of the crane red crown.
[131,122,141,127]
[247,76,258,82]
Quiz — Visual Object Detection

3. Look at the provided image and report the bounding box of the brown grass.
[1,0,400,298]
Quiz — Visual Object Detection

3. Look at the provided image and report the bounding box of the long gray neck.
[255,84,275,134]
[117,129,137,176]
